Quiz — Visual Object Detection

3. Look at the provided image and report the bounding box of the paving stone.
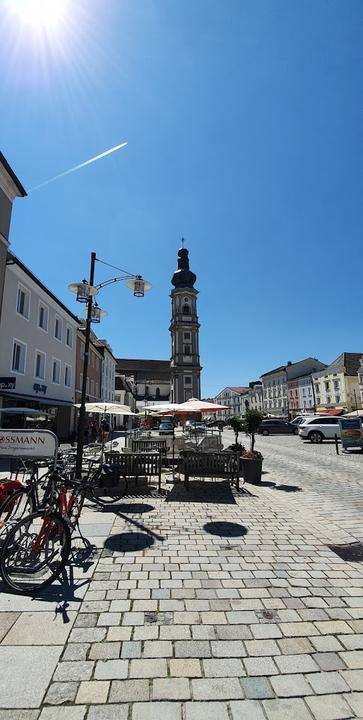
[203,658,245,677]
[262,698,313,719]
[74,614,98,628]
[216,625,252,640]
[313,652,345,671]
[175,641,211,658]
[211,640,245,657]
[306,671,350,694]
[279,622,317,637]
[305,693,353,719]
[277,638,313,654]
[75,681,109,704]
[338,633,363,650]
[309,636,344,652]
[153,678,191,700]
[244,656,279,676]
[62,644,90,662]
[185,701,230,720]
[107,627,133,641]
[0,712,39,720]
[339,669,363,691]
[245,640,280,657]
[39,709,86,720]
[169,659,202,677]
[314,621,353,635]
[270,673,313,697]
[240,677,275,699]
[89,642,121,660]
[109,679,150,702]
[275,653,319,674]
[344,691,363,717]
[0,612,20,642]
[53,661,94,682]
[87,705,129,720]
[94,659,128,679]
[68,628,106,644]
[192,678,244,700]
[2,612,76,645]
[230,700,266,720]
[0,646,61,708]
[143,640,173,657]
[129,658,168,678]
[339,649,363,668]
[250,624,282,639]
[132,702,182,720]
[44,682,78,705]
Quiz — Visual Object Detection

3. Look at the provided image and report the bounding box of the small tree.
[241,409,263,451]
[229,416,244,445]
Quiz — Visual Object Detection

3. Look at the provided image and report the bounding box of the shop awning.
[316,408,345,416]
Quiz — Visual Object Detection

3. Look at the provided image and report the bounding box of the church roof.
[171,241,196,288]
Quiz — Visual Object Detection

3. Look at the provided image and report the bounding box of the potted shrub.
[240,409,264,484]
[227,416,246,453]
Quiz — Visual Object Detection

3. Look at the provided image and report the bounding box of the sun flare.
[5,0,69,34]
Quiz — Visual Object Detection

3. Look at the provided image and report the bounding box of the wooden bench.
[104,451,162,493]
[180,451,241,491]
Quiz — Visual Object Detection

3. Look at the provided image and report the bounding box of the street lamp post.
[69,251,151,480]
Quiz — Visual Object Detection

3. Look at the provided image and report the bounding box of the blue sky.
[1,0,362,397]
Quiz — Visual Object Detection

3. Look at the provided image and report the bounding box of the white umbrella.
[140,403,183,413]
[74,402,137,415]
[174,398,228,413]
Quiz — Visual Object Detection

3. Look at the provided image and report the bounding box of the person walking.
[101,418,110,444]
[90,420,98,443]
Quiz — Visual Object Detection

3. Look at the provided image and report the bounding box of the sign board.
[339,418,363,450]
[0,429,58,461]
[0,377,16,391]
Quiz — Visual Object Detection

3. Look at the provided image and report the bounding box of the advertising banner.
[0,430,58,460]
[339,418,363,450]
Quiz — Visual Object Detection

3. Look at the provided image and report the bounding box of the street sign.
[0,377,16,391]
[0,429,58,461]
[339,417,363,450]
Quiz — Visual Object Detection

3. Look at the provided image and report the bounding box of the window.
[52,358,61,384]
[335,395,340,403]
[182,304,190,315]
[183,332,191,340]
[16,285,30,319]
[333,380,340,391]
[95,381,99,397]
[54,316,62,341]
[80,343,85,360]
[155,387,160,399]
[12,340,26,374]
[90,379,94,395]
[34,351,46,380]
[185,377,192,385]
[184,345,191,355]
[64,365,71,387]
[325,381,330,392]
[66,326,73,348]
[38,303,48,331]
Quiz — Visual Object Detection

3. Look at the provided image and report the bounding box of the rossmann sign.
[0,430,58,459]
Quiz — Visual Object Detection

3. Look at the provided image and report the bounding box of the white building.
[214,386,249,420]
[246,381,263,412]
[95,339,116,403]
[261,358,327,416]
[359,357,363,406]
[0,253,78,438]
[0,153,26,323]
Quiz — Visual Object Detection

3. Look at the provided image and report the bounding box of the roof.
[8,252,78,323]
[327,352,363,376]
[260,365,286,378]
[229,386,249,394]
[116,359,170,371]
[0,153,27,196]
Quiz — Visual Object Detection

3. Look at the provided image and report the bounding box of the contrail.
[29,141,128,192]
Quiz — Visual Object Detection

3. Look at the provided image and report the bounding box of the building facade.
[0,154,26,322]
[95,339,116,403]
[75,329,103,406]
[358,357,363,406]
[170,244,201,403]
[261,358,327,416]
[0,253,78,438]
[115,359,170,409]
[246,381,264,413]
[312,353,363,413]
[213,386,249,420]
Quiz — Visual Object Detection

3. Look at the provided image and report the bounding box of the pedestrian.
[84,424,90,445]
[90,420,98,443]
[101,418,110,443]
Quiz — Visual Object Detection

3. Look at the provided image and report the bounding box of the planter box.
[241,457,263,484]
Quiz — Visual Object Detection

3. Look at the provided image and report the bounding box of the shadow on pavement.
[98,503,155,515]
[203,521,248,537]
[166,480,237,504]
[273,484,302,492]
[104,532,155,553]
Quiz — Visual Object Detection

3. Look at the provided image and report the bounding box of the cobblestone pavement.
[0,433,362,719]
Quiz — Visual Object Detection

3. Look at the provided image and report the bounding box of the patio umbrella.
[345,409,363,417]
[176,398,228,413]
[74,402,137,415]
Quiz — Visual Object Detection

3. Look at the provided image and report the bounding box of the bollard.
[334,434,339,455]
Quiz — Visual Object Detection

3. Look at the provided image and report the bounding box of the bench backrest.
[104,451,161,475]
[130,438,167,453]
[182,452,240,475]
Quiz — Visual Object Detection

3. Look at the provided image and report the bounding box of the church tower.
[170,241,201,402]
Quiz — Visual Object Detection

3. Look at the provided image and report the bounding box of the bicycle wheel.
[90,469,127,506]
[0,489,35,528]
[0,511,71,594]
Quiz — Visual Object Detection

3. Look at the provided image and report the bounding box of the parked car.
[207,419,226,429]
[158,421,174,435]
[258,419,298,435]
[189,421,207,433]
[290,415,315,426]
[298,416,343,443]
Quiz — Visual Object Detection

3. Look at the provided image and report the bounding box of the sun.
[5,0,69,34]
